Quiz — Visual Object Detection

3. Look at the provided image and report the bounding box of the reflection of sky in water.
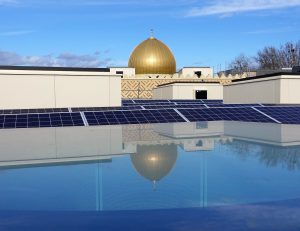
[0,122,300,213]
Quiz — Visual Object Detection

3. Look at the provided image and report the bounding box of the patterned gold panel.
[121,79,232,99]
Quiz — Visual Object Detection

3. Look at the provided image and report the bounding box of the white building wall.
[153,83,223,100]
[0,69,121,109]
[224,75,300,104]
[178,67,213,78]
[110,67,135,77]
[0,125,123,167]
[279,76,300,104]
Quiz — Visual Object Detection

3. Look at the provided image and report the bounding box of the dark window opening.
[116,71,123,75]
[196,122,208,129]
[195,71,202,78]
[195,90,207,99]
[196,140,203,147]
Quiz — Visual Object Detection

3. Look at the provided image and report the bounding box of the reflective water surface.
[0,121,300,230]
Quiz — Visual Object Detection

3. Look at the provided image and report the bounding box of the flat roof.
[232,72,300,83]
[180,67,211,69]
[157,81,221,87]
[0,65,110,72]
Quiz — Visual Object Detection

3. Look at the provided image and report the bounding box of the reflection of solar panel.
[84,109,186,125]
[256,107,300,124]
[178,108,274,123]
[0,113,84,129]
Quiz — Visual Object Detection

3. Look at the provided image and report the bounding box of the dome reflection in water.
[130,144,178,187]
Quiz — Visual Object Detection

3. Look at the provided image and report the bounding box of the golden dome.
[130,144,178,182]
[128,37,176,74]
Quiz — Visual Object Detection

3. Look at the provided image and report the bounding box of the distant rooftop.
[0,65,110,72]
[232,72,300,83]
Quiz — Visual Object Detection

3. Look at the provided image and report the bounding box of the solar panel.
[206,104,261,108]
[143,104,207,110]
[170,100,204,103]
[71,106,142,112]
[201,100,223,104]
[129,102,176,106]
[0,108,69,115]
[255,107,300,124]
[122,100,136,105]
[178,107,274,123]
[84,109,186,126]
[133,100,171,104]
[0,113,84,129]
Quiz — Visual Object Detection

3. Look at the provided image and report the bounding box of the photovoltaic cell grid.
[178,108,274,123]
[2,101,300,129]
[206,104,261,108]
[0,113,84,129]
[256,107,300,124]
[143,104,207,110]
[71,106,142,112]
[122,103,176,107]
[0,108,69,115]
[84,109,186,126]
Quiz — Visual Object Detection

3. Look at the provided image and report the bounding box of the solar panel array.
[71,105,142,112]
[0,113,84,129]
[178,108,274,123]
[257,107,300,124]
[84,109,186,125]
[1,100,300,129]
[0,108,69,115]
[142,104,207,110]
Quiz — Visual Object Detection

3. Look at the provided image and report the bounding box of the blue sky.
[0,0,300,71]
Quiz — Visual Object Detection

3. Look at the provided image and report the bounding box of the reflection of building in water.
[1,121,300,172]
[131,144,177,184]
[1,121,300,211]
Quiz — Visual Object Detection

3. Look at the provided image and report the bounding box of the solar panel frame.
[84,109,186,126]
[255,106,300,124]
[0,108,69,115]
[178,107,275,123]
[0,112,84,129]
[71,106,142,112]
[143,104,208,110]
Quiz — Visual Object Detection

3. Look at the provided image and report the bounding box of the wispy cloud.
[187,0,300,17]
[244,27,300,34]
[0,30,34,37]
[0,50,113,67]
[78,0,196,6]
[0,0,17,6]
[12,0,196,7]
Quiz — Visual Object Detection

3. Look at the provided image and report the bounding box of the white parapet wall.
[224,73,300,104]
[0,67,121,109]
[153,82,223,100]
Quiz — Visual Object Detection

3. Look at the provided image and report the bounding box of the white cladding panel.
[0,70,121,109]
[153,83,223,100]
[224,75,300,104]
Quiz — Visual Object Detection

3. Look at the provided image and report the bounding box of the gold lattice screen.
[121,79,229,99]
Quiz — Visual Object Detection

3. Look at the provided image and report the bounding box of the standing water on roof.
[0,121,300,230]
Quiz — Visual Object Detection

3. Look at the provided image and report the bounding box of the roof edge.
[0,65,110,72]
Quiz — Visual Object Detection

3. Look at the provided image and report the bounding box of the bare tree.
[229,54,254,74]
[256,40,300,69]
[279,41,300,67]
